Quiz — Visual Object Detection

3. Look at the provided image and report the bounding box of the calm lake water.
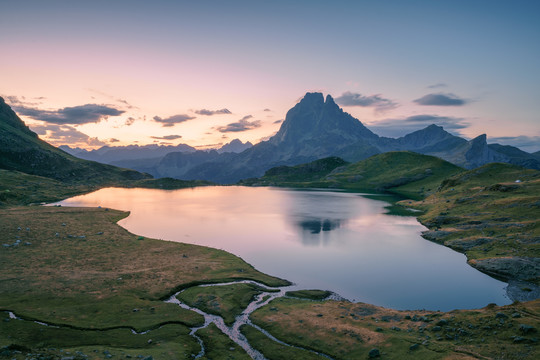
[56,186,510,310]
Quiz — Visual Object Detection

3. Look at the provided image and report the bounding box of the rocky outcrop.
[469,257,540,282]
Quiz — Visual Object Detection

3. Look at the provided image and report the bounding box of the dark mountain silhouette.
[0,97,150,184]
[174,93,539,182]
[217,139,253,153]
[5,92,538,184]
[60,143,197,164]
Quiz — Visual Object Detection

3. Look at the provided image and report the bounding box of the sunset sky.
[1,0,539,152]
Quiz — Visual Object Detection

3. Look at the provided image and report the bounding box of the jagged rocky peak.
[270,92,377,145]
[218,138,253,153]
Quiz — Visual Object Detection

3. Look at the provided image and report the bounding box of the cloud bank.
[12,103,125,125]
[194,108,231,116]
[216,115,261,133]
[150,135,183,140]
[413,93,467,106]
[153,114,196,127]
[488,135,540,153]
[31,124,106,147]
[335,91,398,112]
[368,114,470,138]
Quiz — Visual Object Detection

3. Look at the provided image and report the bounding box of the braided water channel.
[165,280,335,359]
[5,280,334,359]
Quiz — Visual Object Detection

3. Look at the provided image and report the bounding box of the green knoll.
[408,163,540,284]
[242,151,464,200]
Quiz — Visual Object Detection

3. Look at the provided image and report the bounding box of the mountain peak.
[299,92,325,105]
[325,94,336,105]
[0,96,38,137]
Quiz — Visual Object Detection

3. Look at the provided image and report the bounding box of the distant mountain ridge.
[6,92,540,184]
[171,92,539,183]
[0,96,150,184]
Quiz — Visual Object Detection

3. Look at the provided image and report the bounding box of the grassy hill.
[0,97,215,206]
[243,151,464,199]
[407,163,540,283]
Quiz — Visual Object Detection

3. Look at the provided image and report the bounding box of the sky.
[1,0,539,152]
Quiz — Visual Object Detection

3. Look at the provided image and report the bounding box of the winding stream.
[6,279,335,359]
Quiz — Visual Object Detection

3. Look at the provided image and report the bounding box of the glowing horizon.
[1,1,539,152]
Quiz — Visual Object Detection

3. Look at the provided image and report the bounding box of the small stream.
[165,280,334,359]
[5,280,335,360]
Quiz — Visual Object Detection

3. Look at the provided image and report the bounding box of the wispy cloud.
[11,103,125,125]
[427,83,447,89]
[150,134,183,140]
[488,135,540,153]
[30,124,106,147]
[413,93,467,106]
[216,115,261,133]
[153,114,196,127]
[194,108,231,116]
[335,91,398,113]
[87,89,138,109]
[367,114,470,138]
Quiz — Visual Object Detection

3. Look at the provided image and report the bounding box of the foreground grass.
[250,297,540,360]
[241,324,325,359]
[177,283,276,326]
[197,323,251,359]
[0,205,288,355]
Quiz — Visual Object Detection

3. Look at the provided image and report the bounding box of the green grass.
[243,152,464,200]
[406,163,540,282]
[0,311,201,359]
[240,324,325,359]
[0,205,289,355]
[196,323,251,359]
[177,283,273,325]
[250,297,540,360]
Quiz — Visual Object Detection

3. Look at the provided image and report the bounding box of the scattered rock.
[496,312,508,319]
[368,348,380,358]
[519,324,537,334]
[513,336,527,343]
[436,319,449,326]
[409,343,420,351]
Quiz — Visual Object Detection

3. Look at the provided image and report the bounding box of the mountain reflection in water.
[55,186,510,310]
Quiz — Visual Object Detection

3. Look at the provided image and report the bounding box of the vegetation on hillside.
[406,163,540,284]
[242,152,464,200]
[0,206,288,358]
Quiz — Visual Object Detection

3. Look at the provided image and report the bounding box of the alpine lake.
[55,186,511,311]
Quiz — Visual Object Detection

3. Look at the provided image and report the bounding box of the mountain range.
[3,92,539,184]
[0,96,150,185]
[117,92,539,183]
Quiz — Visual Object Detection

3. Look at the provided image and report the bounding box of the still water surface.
[57,186,510,310]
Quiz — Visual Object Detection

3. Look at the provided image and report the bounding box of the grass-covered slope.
[243,151,464,200]
[240,156,349,186]
[0,206,288,357]
[0,97,150,185]
[406,163,540,283]
[249,297,540,360]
